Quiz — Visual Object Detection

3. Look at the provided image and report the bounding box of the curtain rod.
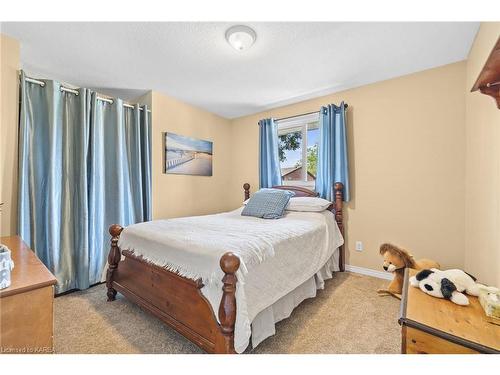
[275,104,348,122]
[24,75,149,112]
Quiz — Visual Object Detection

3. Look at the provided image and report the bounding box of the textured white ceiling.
[1,22,479,119]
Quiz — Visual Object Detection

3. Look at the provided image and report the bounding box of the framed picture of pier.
[164,132,213,176]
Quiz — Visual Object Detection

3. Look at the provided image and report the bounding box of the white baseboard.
[345,264,393,280]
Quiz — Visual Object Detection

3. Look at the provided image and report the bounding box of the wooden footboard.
[106,225,240,354]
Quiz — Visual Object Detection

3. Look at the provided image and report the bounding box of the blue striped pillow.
[241,189,295,219]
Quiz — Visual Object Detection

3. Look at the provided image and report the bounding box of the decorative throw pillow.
[241,189,295,219]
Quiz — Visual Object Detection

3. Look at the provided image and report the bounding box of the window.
[277,113,319,190]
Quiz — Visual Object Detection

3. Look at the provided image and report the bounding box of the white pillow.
[286,197,332,212]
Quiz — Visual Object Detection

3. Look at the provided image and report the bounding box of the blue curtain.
[316,102,350,201]
[258,118,281,188]
[87,96,152,285]
[18,72,151,293]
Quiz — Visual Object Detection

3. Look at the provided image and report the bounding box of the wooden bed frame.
[106,182,345,353]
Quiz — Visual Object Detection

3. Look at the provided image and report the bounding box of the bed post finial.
[334,183,345,272]
[243,183,250,201]
[107,224,123,301]
[218,252,240,353]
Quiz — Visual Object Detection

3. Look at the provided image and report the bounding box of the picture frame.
[163,132,213,176]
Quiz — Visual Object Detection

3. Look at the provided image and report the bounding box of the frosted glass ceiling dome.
[225,25,256,51]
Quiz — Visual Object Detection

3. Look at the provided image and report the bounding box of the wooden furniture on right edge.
[0,236,57,354]
[471,36,500,108]
[399,268,500,354]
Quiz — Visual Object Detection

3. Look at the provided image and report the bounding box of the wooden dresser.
[0,236,57,354]
[399,268,500,354]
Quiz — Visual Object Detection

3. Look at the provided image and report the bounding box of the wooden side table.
[399,268,500,354]
[0,236,57,354]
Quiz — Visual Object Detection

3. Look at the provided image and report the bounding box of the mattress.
[117,207,344,352]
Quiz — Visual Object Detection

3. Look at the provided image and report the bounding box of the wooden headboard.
[242,183,345,271]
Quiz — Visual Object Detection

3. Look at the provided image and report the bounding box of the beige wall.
[230,62,467,272]
[151,91,234,219]
[0,34,20,236]
[465,23,500,286]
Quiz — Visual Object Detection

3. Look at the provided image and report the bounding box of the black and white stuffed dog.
[410,268,498,306]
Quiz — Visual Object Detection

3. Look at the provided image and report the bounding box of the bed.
[106,182,345,353]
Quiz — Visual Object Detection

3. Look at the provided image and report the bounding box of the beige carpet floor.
[54,272,401,354]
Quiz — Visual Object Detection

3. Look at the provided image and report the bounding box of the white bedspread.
[118,207,343,353]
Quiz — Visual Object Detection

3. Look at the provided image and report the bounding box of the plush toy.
[377,243,440,299]
[410,268,499,306]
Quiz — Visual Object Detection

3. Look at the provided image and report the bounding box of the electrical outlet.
[355,241,363,252]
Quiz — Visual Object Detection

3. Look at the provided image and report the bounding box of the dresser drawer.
[1,285,54,354]
[404,327,478,354]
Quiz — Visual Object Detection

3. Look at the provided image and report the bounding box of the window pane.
[306,122,319,190]
[278,128,303,185]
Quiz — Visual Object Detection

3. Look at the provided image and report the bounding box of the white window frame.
[276,112,319,188]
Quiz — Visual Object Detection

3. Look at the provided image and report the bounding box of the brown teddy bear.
[377,243,440,299]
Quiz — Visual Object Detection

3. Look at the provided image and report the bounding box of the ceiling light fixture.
[225,25,256,52]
